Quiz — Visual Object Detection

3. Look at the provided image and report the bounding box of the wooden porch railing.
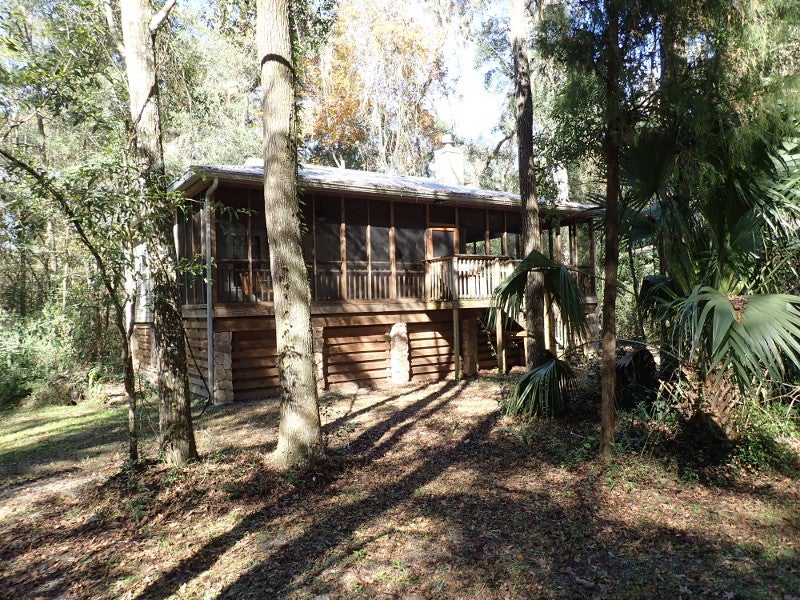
[425,255,518,302]
[213,256,522,304]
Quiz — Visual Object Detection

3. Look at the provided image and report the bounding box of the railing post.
[451,255,458,301]
[492,257,500,297]
[424,260,431,301]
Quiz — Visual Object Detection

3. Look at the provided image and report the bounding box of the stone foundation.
[213,331,234,404]
[313,325,325,392]
[390,322,410,383]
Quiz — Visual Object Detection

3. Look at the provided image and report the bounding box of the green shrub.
[0,328,34,410]
[732,430,799,475]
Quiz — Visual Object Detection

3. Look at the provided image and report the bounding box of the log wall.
[323,324,390,387]
[184,317,209,399]
[231,327,280,400]
[179,307,514,400]
[408,312,455,382]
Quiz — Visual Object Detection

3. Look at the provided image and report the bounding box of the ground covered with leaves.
[1,378,798,599]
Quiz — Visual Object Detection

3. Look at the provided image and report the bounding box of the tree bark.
[510,0,546,369]
[119,0,197,466]
[600,0,622,459]
[257,0,325,469]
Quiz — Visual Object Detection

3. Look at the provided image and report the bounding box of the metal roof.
[169,163,594,216]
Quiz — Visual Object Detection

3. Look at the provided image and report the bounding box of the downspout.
[204,178,219,403]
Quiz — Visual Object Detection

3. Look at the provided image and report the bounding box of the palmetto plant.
[490,248,588,417]
[629,130,800,432]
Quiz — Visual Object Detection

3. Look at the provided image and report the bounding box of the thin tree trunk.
[628,244,646,339]
[0,147,140,463]
[257,0,324,469]
[600,0,622,459]
[510,0,546,369]
[119,0,197,467]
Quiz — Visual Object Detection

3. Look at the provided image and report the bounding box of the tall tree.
[116,0,198,466]
[510,0,546,369]
[536,1,651,455]
[1,0,143,461]
[597,0,622,458]
[257,0,324,469]
[301,0,448,175]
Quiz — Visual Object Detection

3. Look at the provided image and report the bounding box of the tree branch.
[0,148,121,305]
[102,0,126,57]
[481,130,513,177]
[150,0,177,33]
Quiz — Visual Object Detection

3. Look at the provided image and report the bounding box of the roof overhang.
[169,164,596,220]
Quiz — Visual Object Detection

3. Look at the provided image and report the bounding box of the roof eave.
[169,166,594,217]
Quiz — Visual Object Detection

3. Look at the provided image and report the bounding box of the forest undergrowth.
[0,377,798,600]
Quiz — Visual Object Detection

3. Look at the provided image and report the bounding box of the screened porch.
[178,188,596,307]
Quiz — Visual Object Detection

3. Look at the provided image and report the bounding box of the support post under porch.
[453,305,461,380]
[495,308,507,374]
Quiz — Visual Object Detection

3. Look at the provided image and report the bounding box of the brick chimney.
[431,134,465,186]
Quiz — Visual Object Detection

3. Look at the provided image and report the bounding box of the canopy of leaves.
[300,0,449,174]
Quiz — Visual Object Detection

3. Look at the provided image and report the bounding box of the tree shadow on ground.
[132,381,469,599]
[2,379,797,600]
[0,406,138,481]
[133,380,799,599]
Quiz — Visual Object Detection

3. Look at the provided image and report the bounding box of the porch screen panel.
[488,211,504,256]
[506,211,522,258]
[178,208,205,305]
[394,203,426,298]
[315,199,342,300]
[300,198,314,295]
[249,212,269,302]
[370,202,391,299]
[431,229,456,257]
[429,205,456,225]
[216,211,269,302]
[460,208,485,254]
[216,214,248,302]
[345,199,368,299]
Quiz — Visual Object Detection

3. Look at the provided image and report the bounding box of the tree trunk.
[119,0,197,466]
[112,301,138,462]
[257,0,325,469]
[628,244,646,340]
[510,0,546,369]
[599,0,622,459]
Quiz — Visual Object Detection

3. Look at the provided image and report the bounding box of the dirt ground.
[0,378,798,599]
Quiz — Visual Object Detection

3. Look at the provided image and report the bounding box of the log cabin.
[131,156,598,403]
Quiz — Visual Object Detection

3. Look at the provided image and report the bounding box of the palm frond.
[639,274,679,322]
[502,358,575,418]
[674,286,800,392]
[489,248,588,341]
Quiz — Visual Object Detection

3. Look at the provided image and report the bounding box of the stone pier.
[390,322,410,384]
[212,331,234,404]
